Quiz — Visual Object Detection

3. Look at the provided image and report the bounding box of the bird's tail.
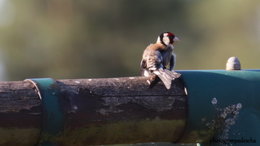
[153,69,181,89]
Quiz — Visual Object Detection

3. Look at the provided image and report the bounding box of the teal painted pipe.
[26,78,64,146]
[179,70,260,145]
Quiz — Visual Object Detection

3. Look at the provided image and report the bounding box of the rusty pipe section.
[58,77,187,145]
[0,76,187,145]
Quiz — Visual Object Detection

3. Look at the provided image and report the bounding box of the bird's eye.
[169,35,175,40]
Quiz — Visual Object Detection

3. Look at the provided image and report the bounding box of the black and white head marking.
[156,32,179,46]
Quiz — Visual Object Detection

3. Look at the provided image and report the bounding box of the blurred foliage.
[0,0,260,80]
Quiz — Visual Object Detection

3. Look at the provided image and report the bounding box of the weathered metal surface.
[0,81,41,145]
[56,76,187,145]
[179,70,260,145]
[1,70,259,145]
[0,81,40,112]
[0,76,187,145]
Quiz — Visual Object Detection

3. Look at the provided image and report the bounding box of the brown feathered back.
[140,43,167,70]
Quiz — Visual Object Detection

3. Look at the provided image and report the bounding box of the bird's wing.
[142,44,164,70]
[141,43,167,77]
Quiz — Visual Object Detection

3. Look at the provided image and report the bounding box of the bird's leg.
[147,74,160,88]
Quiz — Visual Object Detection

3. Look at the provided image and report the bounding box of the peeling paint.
[97,108,123,115]
[74,81,80,84]
[98,96,177,115]
[72,105,78,111]
[184,87,188,95]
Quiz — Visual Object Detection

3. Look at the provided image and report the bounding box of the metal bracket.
[25,78,64,145]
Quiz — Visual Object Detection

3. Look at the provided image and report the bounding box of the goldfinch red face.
[157,32,179,46]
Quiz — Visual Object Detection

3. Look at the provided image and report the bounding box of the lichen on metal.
[179,70,260,144]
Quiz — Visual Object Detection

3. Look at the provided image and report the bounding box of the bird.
[140,32,181,89]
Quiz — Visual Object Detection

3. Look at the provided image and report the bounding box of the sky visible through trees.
[0,0,260,80]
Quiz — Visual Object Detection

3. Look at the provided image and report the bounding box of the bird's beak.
[174,36,180,42]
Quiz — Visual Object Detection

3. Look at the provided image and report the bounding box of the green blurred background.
[0,0,259,81]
